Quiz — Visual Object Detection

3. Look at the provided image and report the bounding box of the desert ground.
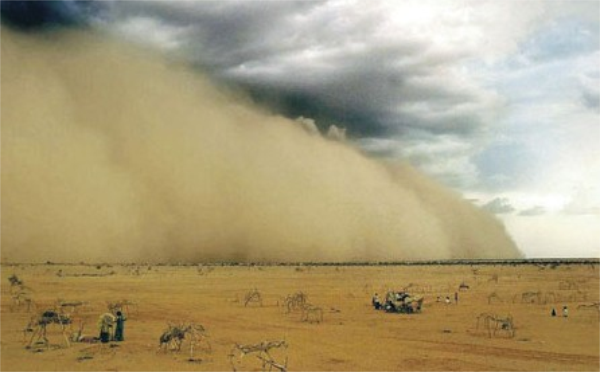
[1,261,599,371]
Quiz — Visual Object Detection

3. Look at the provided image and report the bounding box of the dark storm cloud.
[101,0,494,144]
[0,0,98,30]
[4,0,506,188]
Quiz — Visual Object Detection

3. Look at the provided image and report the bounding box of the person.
[445,296,450,305]
[454,292,459,304]
[562,305,569,318]
[385,292,396,312]
[98,313,115,344]
[397,292,408,302]
[372,293,382,310]
[114,311,127,341]
[404,297,413,314]
[551,307,557,317]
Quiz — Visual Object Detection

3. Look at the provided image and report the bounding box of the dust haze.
[1,28,522,263]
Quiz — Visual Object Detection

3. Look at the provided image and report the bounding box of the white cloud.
[502,214,600,258]
[562,187,600,216]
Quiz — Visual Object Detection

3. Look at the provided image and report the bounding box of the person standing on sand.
[98,313,115,344]
[551,308,557,317]
[562,305,569,318]
[454,292,458,304]
[114,311,127,341]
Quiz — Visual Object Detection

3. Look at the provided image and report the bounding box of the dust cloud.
[1,28,522,263]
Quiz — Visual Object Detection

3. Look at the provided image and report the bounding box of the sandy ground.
[1,262,598,371]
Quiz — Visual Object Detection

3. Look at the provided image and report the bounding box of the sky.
[2,0,599,258]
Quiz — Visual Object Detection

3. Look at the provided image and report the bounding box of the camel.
[158,322,210,359]
[25,310,72,349]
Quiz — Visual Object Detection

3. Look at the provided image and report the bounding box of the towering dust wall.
[1,28,522,262]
